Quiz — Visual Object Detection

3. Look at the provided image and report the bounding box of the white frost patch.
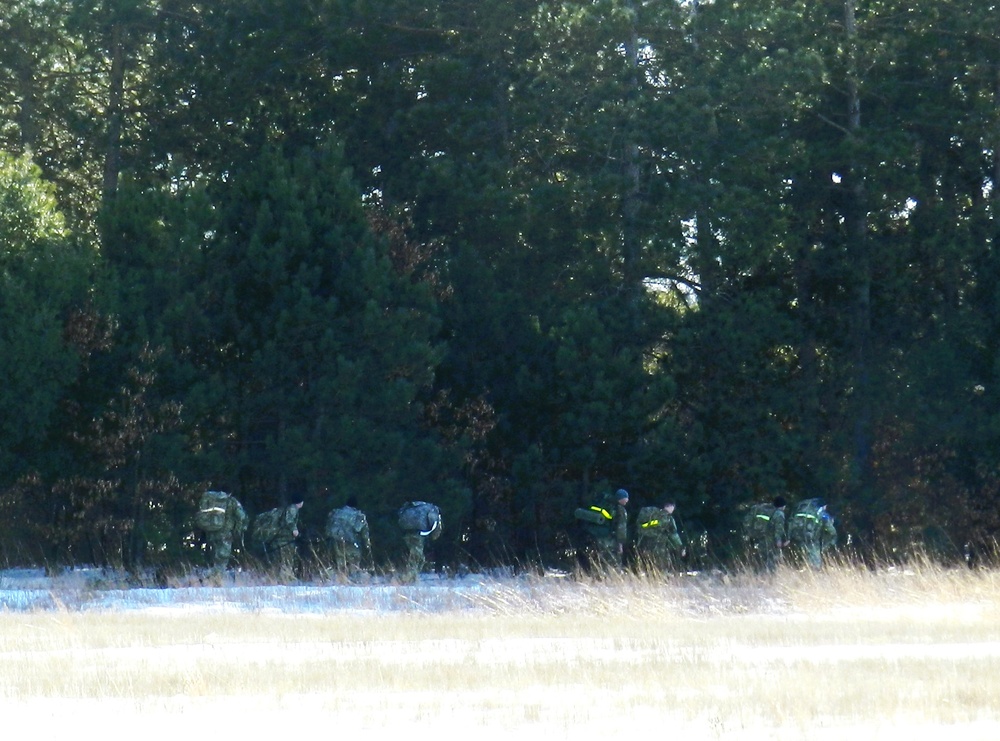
[816,602,991,623]
[3,695,1000,741]
[0,571,498,614]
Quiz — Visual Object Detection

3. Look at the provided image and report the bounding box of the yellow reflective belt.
[755,514,771,521]
[640,519,660,529]
[589,506,613,520]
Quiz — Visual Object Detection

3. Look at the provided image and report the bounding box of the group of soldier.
[742,495,838,572]
[194,491,442,583]
[575,488,688,574]
[576,488,838,575]
[196,485,838,583]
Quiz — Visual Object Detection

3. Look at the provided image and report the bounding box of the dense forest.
[0,0,998,573]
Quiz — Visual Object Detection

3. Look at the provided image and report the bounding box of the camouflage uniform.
[635,504,685,572]
[398,501,442,583]
[763,501,787,572]
[790,502,837,569]
[745,498,787,573]
[252,502,304,581]
[326,503,371,578]
[196,491,249,575]
[402,533,426,583]
[581,489,629,573]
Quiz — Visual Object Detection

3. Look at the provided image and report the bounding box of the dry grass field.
[2,561,999,739]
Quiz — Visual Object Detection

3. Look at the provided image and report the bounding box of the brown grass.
[1,561,999,737]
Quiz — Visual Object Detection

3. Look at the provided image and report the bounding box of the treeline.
[0,0,997,572]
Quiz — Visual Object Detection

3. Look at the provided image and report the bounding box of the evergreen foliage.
[0,0,997,570]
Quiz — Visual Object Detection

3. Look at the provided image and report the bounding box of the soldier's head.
[616,489,630,505]
[662,501,676,513]
[773,496,787,509]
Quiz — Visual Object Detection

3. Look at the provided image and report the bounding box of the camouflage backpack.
[574,505,613,526]
[788,498,824,543]
[195,491,233,534]
[637,506,663,530]
[326,506,368,541]
[252,506,297,550]
[743,502,776,539]
[574,491,621,528]
[398,501,442,539]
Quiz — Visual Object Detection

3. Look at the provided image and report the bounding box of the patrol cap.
[616,488,630,501]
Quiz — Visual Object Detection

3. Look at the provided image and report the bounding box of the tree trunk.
[621,0,642,295]
[15,63,40,151]
[793,239,822,478]
[103,22,125,203]
[843,0,875,543]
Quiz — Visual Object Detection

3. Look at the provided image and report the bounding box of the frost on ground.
[2,567,1000,741]
[0,566,789,615]
[0,566,497,613]
[9,695,1000,741]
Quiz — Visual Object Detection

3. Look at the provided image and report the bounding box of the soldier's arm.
[285,506,301,537]
[663,517,683,550]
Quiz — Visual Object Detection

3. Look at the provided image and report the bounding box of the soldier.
[816,506,837,565]
[325,496,371,579]
[575,488,630,574]
[635,499,686,573]
[194,490,249,576]
[744,496,789,573]
[763,496,789,572]
[397,501,442,583]
[788,499,837,569]
[251,501,304,582]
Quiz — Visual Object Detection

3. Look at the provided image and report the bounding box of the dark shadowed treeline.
[0,0,997,572]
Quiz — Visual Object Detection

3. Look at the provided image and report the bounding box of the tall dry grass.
[1,561,999,738]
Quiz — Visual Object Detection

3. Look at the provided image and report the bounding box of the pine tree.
[200,140,465,562]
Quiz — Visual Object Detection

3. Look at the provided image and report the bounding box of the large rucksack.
[574,505,614,526]
[574,491,619,528]
[252,506,297,551]
[398,501,442,539]
[743,502,776,540]
[788,498,824,543]
[636,506,662,530]
[195,491,234,534]
[327,506,368,541]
